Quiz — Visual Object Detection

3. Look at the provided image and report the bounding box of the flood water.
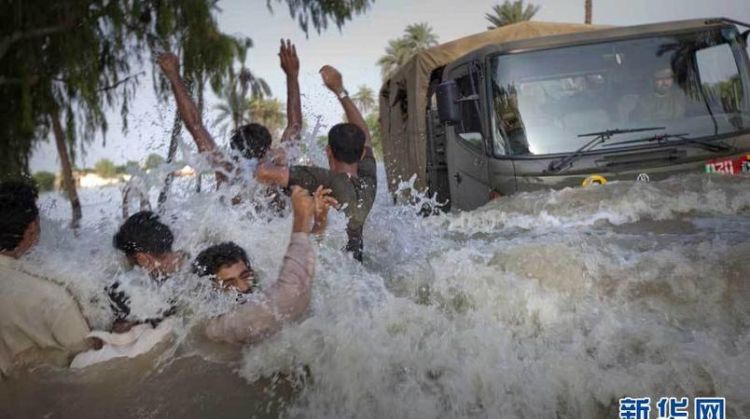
[2,167,749,418]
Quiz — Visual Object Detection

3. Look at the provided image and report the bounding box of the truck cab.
[380,19,750,212]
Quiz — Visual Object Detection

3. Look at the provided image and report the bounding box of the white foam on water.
[24,159,750,418]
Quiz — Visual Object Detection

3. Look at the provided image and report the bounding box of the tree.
[485,0,540,29]
[377,23,439,78]
[144,153,165,171]
[1,0,239,228]
[212,40,272,133]
[248,96,286,135]
[404,22,439,50]
[144,4,240,208]
[125,160,140,172]
[377,38,411,79]
[366,111,382,160]
[32,171,56,192]
[2,0,374,225]
[1,0,151,227]
[353,85,376,114]
[94,158,117,178]
[585,0,592,24]
[266,0,375,35]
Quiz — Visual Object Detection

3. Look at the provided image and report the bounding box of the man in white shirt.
[0,181,92,376]
[113,185,331,345]
[193,186,326,344]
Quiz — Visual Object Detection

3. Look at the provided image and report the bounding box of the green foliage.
[2,0,373,181]
[2,0,135,178]
[148,1,239,106]
[144,153,165,170]
[1,0,234,180]
[32,171,56,192]
[213,39,272,132]
[267,0,374,36]
[125,160,140,172]
[248,96,286,134]
[485,0,540,29]
[366,111,382,159]
[353,85,376,114]
[714,75,744,111]
[94,158,117,178]
[378,23,439,78]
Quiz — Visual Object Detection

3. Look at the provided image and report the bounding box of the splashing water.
[3,158,750,418]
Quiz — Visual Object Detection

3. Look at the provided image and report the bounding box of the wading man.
[255,65,377,262]
[0,182,93,375]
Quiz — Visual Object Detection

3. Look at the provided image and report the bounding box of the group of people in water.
[0,40,377,375]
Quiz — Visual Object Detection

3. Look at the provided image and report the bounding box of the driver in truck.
[631,67,689,122]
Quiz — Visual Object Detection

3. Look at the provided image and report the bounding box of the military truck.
[379,19,750,211]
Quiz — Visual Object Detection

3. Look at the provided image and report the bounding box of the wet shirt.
[204,232,315,345]
[287,148,377,261]
[106,281,177,328]
[0,255,90,376]
[106,269,179,328]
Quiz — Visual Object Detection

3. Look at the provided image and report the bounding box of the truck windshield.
[490,27,750,156]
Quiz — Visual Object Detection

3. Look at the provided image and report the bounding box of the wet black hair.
[328,123,366,164]
[192,242,251,277]
[113,211,174,257]
[0,181,39,251]
[230,123,272,160]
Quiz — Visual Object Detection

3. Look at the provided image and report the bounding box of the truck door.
[446,65,491,211]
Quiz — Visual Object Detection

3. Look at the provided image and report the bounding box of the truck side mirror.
[437,80,461,125]
[742,29,749,45]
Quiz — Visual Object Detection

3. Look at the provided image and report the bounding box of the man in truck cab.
[630,67,689,122]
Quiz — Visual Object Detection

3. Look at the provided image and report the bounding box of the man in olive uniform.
[255,65,376,262]
[631,67,688,122]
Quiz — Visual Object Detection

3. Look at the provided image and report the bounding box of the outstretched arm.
[320,65,372,150]
[157,53,234,180]
[279,40,302,142]
[255,162,290,187]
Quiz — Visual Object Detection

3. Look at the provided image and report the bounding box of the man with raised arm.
[255,65,377,262]
[109,186,332,346]
[156,39,304,186]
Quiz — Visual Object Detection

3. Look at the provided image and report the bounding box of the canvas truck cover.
[379,21,610,193]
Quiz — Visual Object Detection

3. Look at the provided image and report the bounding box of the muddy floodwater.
[2,168,749,418]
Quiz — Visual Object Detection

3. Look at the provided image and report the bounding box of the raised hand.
[291,186,315,234]
[317,183,337,213]
[157,52,180,77]
[319,65,344,95]
[279,39,299,78]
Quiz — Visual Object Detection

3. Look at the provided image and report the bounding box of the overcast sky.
[29,0,750,172]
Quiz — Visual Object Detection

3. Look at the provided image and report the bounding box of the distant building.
[173,165,197,177]
[53,172,131,189]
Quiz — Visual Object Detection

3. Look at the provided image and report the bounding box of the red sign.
[705,154,750,175]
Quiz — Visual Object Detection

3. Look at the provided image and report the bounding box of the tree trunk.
[50,110,82,229]
[196,75,204,193]
[585,0,592,24]
[157,109,182,212]
[195,173,203,193]
[237,68,250,130]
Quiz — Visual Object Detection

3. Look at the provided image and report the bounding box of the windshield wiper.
[602,133,735,153]
[546,127,665,174]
